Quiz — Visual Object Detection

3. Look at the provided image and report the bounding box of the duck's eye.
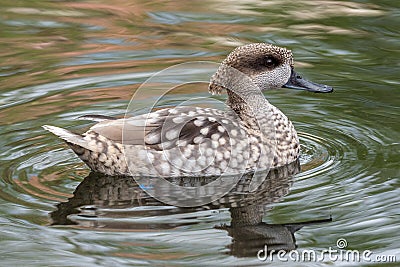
[263,56,278,68]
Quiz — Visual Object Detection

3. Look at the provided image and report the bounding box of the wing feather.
[88,106,238,149]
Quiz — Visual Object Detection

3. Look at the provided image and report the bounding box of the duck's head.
[209,43,333,94]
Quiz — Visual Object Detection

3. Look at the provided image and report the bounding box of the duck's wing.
[89,106,240,149]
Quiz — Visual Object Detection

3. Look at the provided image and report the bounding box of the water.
[0,0,399,266]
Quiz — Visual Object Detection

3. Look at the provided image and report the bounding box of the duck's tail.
[42,125,92,151]
[43,124,126,176]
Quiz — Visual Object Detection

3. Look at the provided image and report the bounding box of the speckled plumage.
[43,43,332,177]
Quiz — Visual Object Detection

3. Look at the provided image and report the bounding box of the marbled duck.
[43,43,332,177]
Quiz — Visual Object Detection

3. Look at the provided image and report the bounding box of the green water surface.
[0,0,399,266]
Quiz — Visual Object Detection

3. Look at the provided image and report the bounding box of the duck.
[43,43,332,177]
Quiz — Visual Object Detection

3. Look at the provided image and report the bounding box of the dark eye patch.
[233,53,282,73]
[247,54,281,72]
[261,55,280,69]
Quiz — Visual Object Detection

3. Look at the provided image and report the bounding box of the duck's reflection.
[218,204,331,257]
[51,160,331,257]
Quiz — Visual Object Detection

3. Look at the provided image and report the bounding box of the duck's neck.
[226,89,271,132]
[210,64,273,131]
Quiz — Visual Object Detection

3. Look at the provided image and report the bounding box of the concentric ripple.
[0,101,393,225]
